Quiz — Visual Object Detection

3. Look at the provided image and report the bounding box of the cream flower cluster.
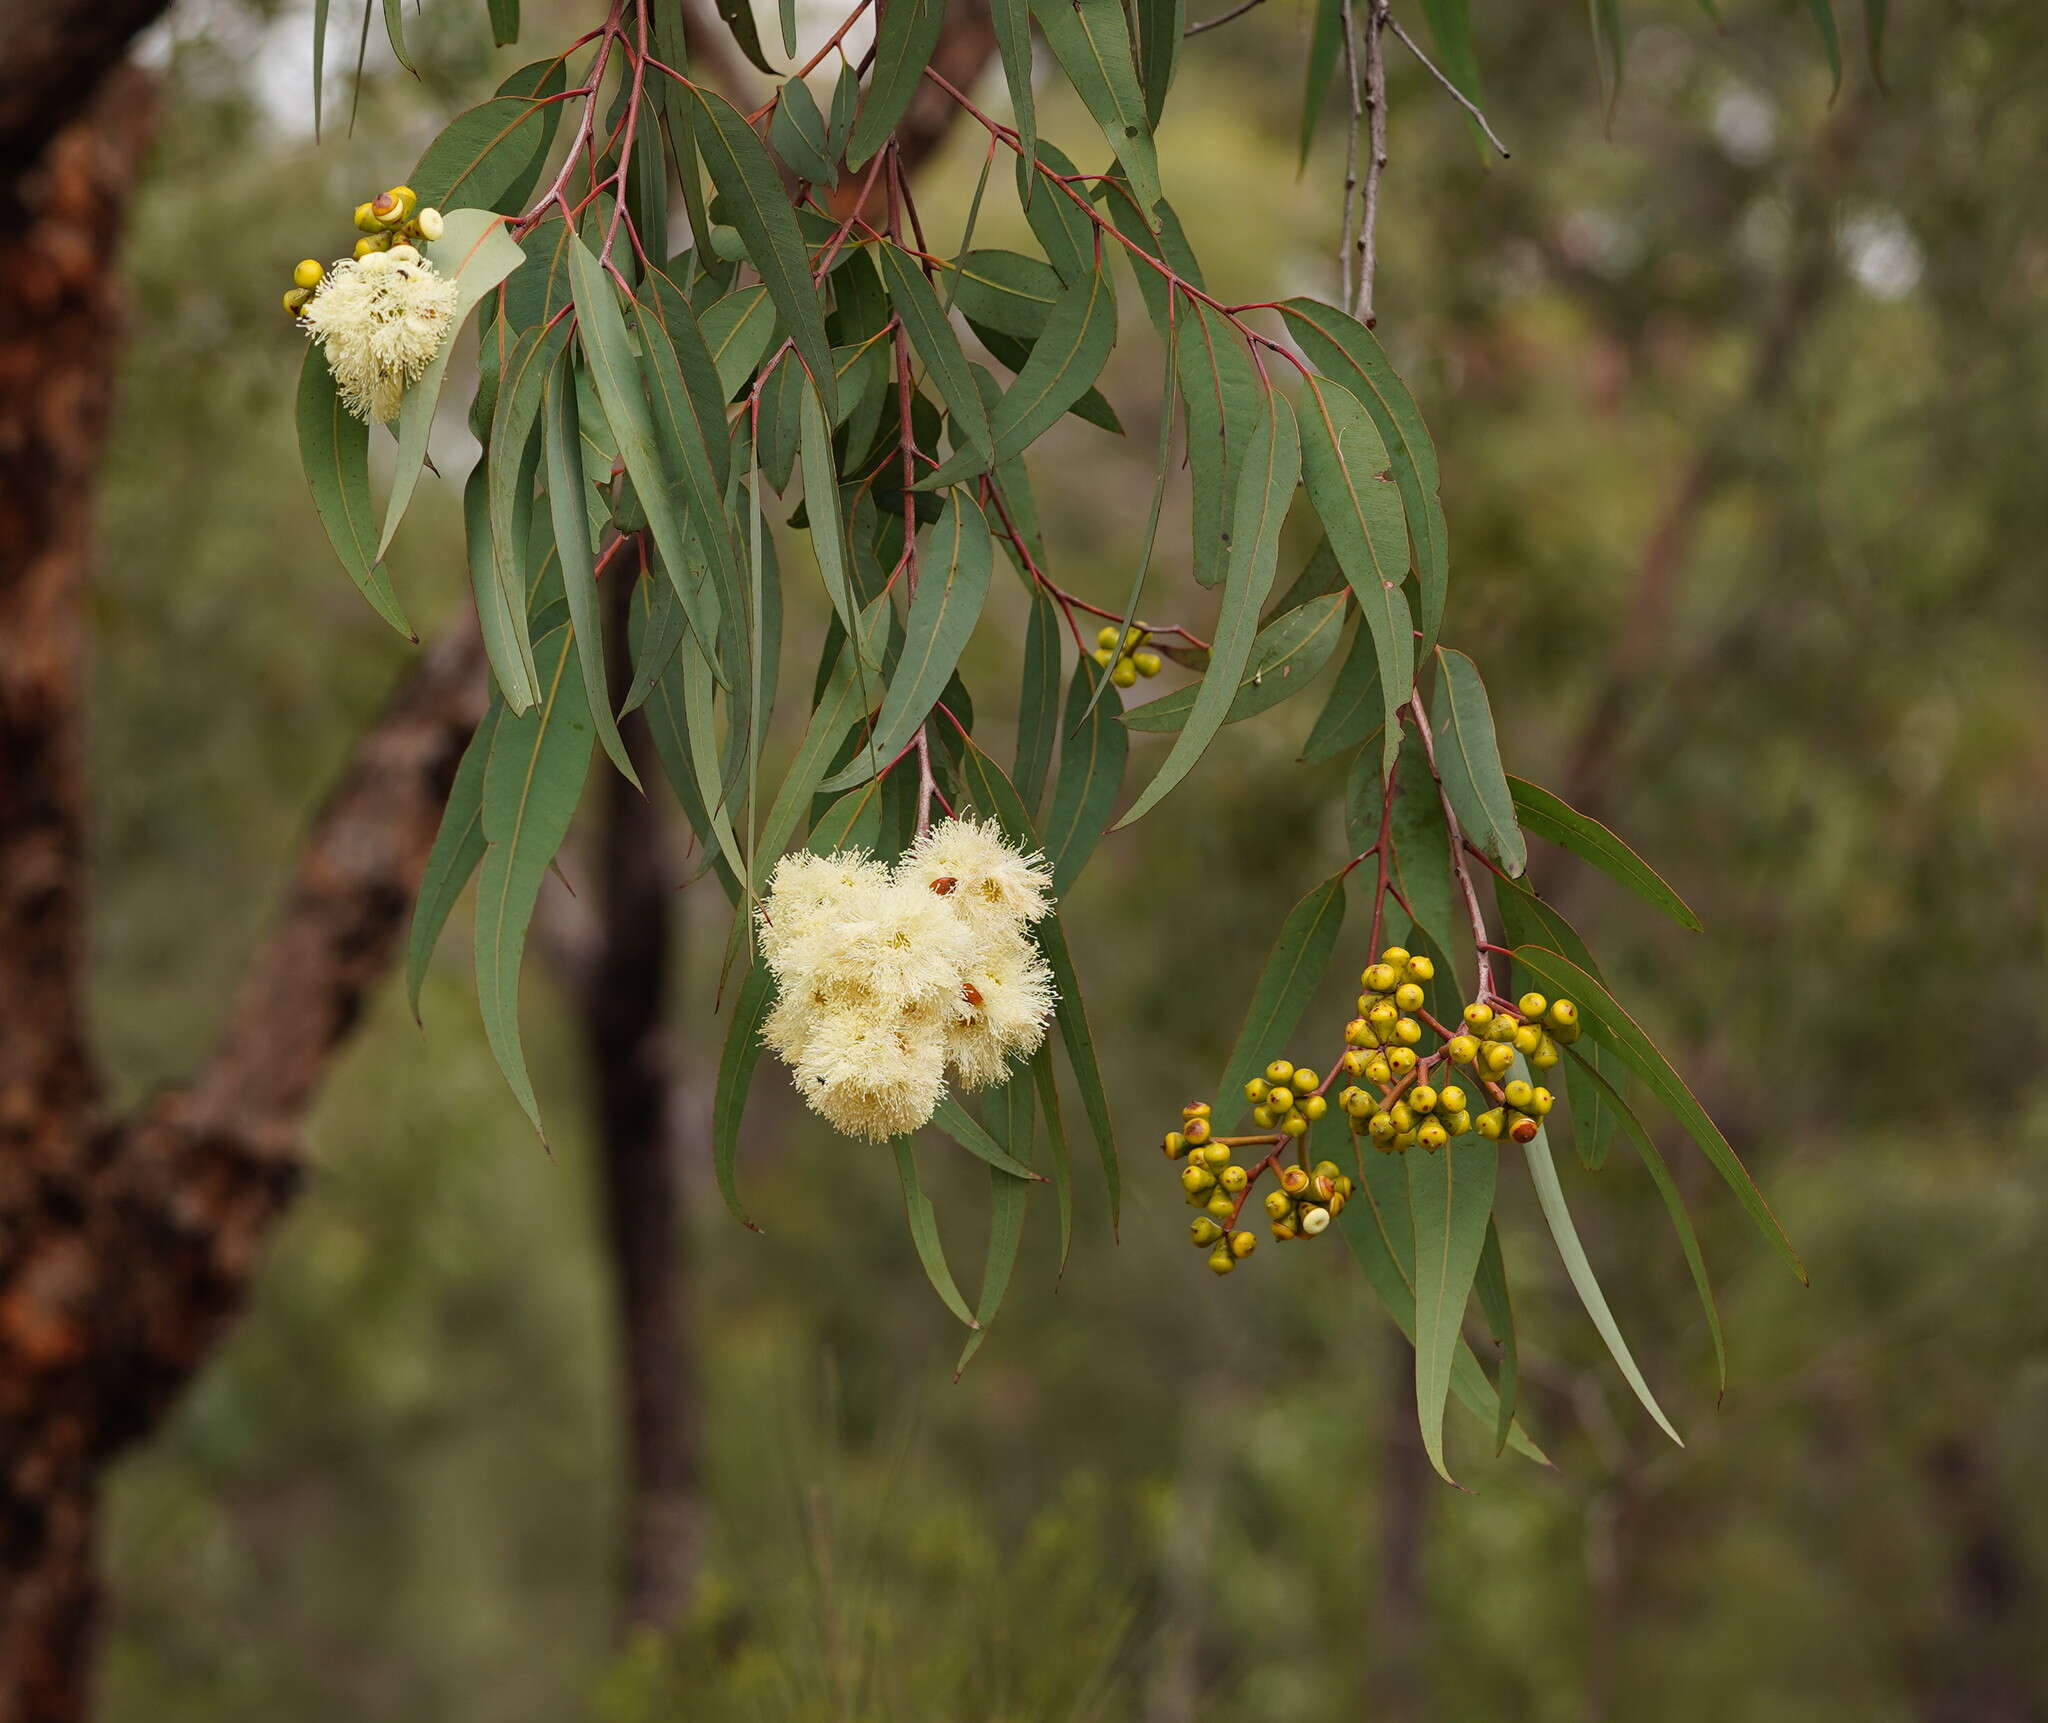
[300,247,460,424]
[758,818,1058,1141]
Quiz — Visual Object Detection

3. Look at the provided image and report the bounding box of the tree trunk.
[585,569,697,1632]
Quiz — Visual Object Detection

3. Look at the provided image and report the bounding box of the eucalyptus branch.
[1386,14,1511,159]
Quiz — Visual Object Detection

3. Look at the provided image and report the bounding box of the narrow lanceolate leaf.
[297,347,411,638]
[1135,0,1185,127]
[1213,871,1346,1122]
[406,702,501,1019]
[1511,944,1806,1282]
[541,363,636,784]
[712,959,774,1231]
[927,264,1118,488]
[1409,1136,1498,1484]
[1805,0,1843,97]
[1392,729,1459,964]
[769,76,836,186]
[487,0,519,46]
[878,242,994,468]
[644,317,747,654]
[1030,1043,1073,1277]
[409,82,563,214]
[1430,646,1526,876]
[1473,1221,1520,1455]
[567,238,731,687]
[990,0,1038,176]
[1117,393,1299,829]
[1343,1148,1548,1464]
[486,321,567,666]
[894,1140,979,1328]
[1492,877,1620,1169]
[751,604,887,882]
[956,1077,1036,1375]
[463,464,541,714]
[817,496,993,795]
[687,88,838,420]
[932,1096,1045,1182]
[1302,620,1384,764]
[1568,1046,1727,1395]
[955,743,1119,1231]
[1277,300,1448,652]
[476,626,595,1138]
[701,284,779,397]
[1298,381,1409,778]
[379,210,526,558]
[1015,589,1061,814]
[1044,660,1129,893]
[1029,0,1162,214]
[1521,1106,1682,1446]
[1590,0,1625,122]
[1122,593,1347,735]
[1863,0,1890,89]
[798,379,866,656]
[1508,776,1702,931]
[1417,0,1485,122]
[1298,0,1345,164]
[847,0,947,166]
[1177,301,1265,590]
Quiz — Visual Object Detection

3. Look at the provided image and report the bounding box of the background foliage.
[89,0,2047,1717]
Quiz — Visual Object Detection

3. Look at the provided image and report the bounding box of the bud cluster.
[1161,943,1583,1276]
[280,184,449,320]
[1090,624,1164,691]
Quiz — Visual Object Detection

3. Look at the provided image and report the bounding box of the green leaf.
[1030,1043,1074,1278]
[642,313,749,651]
[932,1096,1046,1182]
[798,378,867,655]
[1212,871,1347,1122]
[1015,589,1061,814]
[1298,0,1345,164]
[955,1076,1036,1375]
[567,237,732,688]
[817,496,993,794]
[991,0,1038,174]
[1029,0,1163,213]
[1520,1104,1682,1445]
[1409,1136,1498,1484]
[1135,0,1185,126]
[1044,659,1129,893]
[485,320,568,691]
[1510,944,1806,1282]
[1507,776,1702,931]
[463,462,542,715]
[1430,646,1526,876]
[1417,0,1486,132]
[712,959,774,1232]
[1342,1147,1549,1464]
[542,357,638,784]
[1590,0,1625,123]
[943,248,1065,336]
[954,743,1119,1231]
[894,1140,979,1328]
[406,702,500,1019]
[1301,618,1384,765]
[410,81,563,213]
[687,88,838,421]
[1392,728,1459,964]
[1117,391,1299,829]
[1121,593,1346,734]
[1805,0,1843,97]
[769,76,836,185]
[1176,301,1266,590]
[848,0,948,166]
[296,346,412,638]
[1567,1046,1727,1396]
[702,284,780,398]
[927,263,1119,488]
[1277,300,1448,653]
[1298,381,1409,778]
[711,0,781,76]
[312,0,330,137]
[475,626,595,1137]
[879,241,994,468]
[380,0,413,72]
[379,210,527,558]
[751,603,887,885]
[1472,1220,1520,1455]
[487,0,519,46]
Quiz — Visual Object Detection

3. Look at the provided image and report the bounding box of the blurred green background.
[87,0,2047,1718]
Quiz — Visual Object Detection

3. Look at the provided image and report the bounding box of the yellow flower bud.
[1096,625,1123,650]
[1301,1094,1328,1121]
[1406,954,1436,982]
[293,258,325,289]
[1111,657,1138,689]
[1379,946,1412,969]
[1264,1059,1295,1086]
[1229,1229,1258,1259]
[1208,1247,1236,1275]
[282,286,312,316]
[1394,982,1425,1013]
[1190,1216,1224,1247]
[1161,1130,1188,1159]
[1243,1077,1269,1103]
[1517,992,1549,1021]
[1447,1034,1479,1065]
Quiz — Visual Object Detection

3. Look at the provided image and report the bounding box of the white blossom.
[300,251,461,423]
